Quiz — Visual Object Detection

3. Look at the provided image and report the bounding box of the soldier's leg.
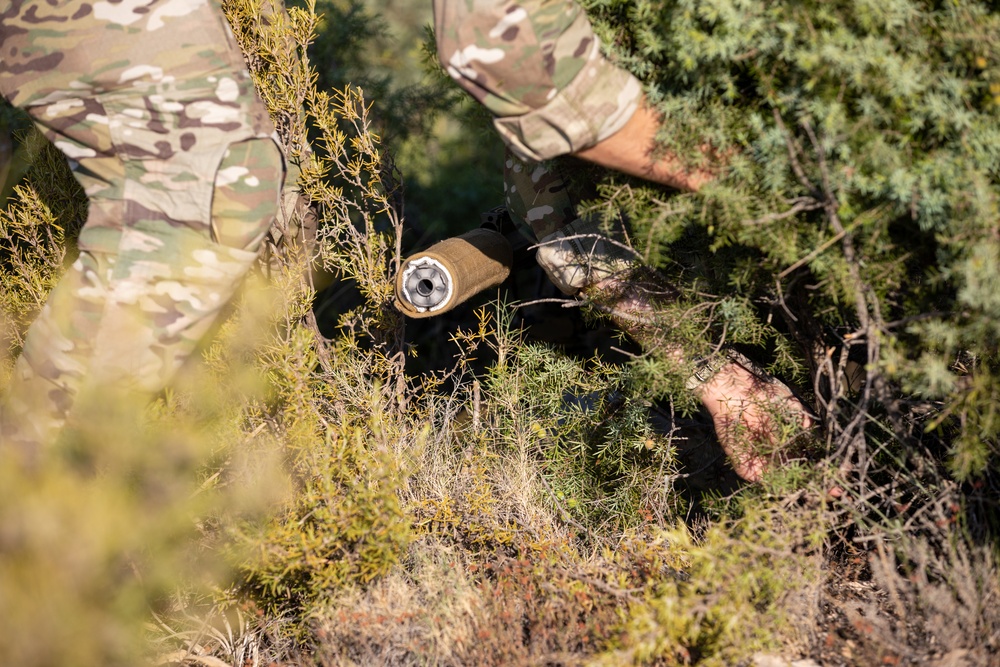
[0,1,283,451]
[503,149,811,482]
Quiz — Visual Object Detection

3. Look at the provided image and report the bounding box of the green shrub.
[531,4,1000,568]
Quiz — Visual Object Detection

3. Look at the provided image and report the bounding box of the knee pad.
[534,216,637,295]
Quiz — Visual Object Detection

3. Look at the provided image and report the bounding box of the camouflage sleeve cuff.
[494,39,644,162]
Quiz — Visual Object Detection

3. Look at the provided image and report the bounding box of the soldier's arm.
[574,100,716,192]
[433,0,715,190]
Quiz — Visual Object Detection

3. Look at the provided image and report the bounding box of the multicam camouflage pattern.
[0,0,283,449]
[434,0,643,162]
[503,149,636,295]
[502,149,576,241]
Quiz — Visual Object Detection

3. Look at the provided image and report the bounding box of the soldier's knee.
[210,136,284,252]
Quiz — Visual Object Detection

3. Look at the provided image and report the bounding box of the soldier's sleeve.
[434,0,643,162]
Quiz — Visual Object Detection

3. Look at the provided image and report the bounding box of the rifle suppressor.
[395,228,513,318]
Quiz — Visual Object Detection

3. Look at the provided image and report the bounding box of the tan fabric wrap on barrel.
[395,229,513,319]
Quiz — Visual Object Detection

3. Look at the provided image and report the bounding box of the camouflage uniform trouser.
[503,149,636,295]
[0,0,284,449]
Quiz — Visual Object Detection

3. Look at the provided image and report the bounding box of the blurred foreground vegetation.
[1,0,999,665]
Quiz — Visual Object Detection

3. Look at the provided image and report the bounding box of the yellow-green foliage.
[0,273,287,665]
[218,0,415,613]
[411,455,520,553]
[600,505,827,666]
[0,128,85,357]
[305,301,817,666]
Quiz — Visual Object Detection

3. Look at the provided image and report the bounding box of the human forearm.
[573,100,717,192]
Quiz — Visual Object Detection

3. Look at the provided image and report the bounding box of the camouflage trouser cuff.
[534,216,637,295]
[494,40,644,162]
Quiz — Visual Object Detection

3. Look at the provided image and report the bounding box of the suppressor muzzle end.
[400,256,453,312]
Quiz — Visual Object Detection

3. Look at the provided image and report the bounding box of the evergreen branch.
[515,297,585,309]
[798,116,886,492]
[744,197,823,227]
[533,446,596,541]
[772,108,819,198]
[777,207,890,280]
